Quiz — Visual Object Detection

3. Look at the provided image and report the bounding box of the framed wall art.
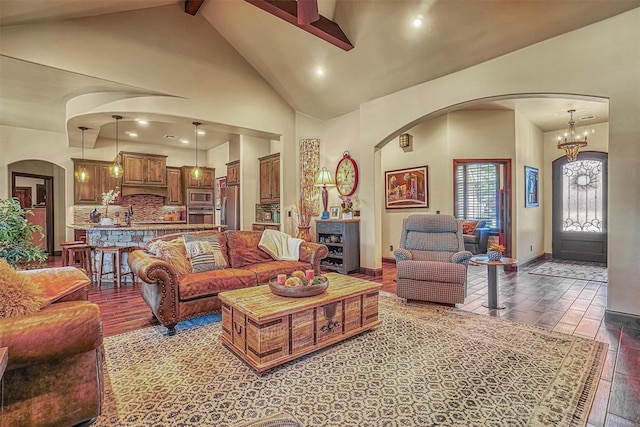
[525,166,539,208]
[385,165,429,209]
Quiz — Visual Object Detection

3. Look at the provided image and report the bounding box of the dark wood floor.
[47,256,639,426]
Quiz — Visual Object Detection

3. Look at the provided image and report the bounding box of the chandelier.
[557,109,588,162]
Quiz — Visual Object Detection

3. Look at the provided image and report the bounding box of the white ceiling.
[1,0,634,148]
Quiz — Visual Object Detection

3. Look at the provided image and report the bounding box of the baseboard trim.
[359,266,383,276]
[382,256,396,264]
[518,253,547,268]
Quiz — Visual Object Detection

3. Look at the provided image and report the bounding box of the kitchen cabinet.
[73,159,121,204]
[259,153,280,203]
[166,167,182,205]
[182,166,215,189]
[121,152,167,186]
[226,160,240,186]
[316,219,360,274]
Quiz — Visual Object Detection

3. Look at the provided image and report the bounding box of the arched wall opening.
[8,160,67,253]
[375,93,609,269]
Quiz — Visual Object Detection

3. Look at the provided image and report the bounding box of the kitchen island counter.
[67,223,227,283]
[68,223,226,231]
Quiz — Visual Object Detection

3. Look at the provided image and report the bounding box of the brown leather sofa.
[128,230,329,335]
[0,267,104,427]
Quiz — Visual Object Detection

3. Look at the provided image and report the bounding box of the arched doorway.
[552,151,608,263]
[9,160,67,255]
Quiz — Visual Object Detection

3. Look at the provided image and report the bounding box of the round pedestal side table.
[470,256,518,310]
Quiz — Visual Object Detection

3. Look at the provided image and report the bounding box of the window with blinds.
[455,163,499,229]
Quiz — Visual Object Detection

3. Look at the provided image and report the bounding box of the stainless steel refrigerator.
[222,185,240,230]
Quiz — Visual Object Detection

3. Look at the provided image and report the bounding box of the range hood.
[120,184,168,198]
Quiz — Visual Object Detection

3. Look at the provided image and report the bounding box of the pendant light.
[191,121,202,180]
[109,115,123,178]
[75,126,89,183]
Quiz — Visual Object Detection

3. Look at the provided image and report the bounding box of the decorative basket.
[487,250,502,261]
[268,275,329,298]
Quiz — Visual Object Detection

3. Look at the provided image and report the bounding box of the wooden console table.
[219,273,381,373]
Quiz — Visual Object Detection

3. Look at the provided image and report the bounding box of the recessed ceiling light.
[197,130,205,136]
[126,131,138,137]
[135,119,149,126]
[316,67,325,77]
[412,16,423,28]
[181,139,189,144]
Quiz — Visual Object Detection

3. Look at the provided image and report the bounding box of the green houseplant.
[0,197,47,268]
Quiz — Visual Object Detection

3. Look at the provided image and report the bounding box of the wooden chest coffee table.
[219,273,382,373]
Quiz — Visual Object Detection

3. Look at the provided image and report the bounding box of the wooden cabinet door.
[146,157,167,185]
[227,161,239,186]
[122,153,146,185]
[183,166,199,188]
[270,157,280,201]
[166,167,182,205]
[74,161,100,204]
[99,164,121,197]
[201,167,215,188]
[259,159,271,202]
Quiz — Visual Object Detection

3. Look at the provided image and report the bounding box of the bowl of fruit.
[268,270,329,298]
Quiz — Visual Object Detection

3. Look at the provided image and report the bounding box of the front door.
[552,151,607,262]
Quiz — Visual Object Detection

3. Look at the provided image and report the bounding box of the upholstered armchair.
[0,266,104,427]
[462,219,491,254]
[394,214,473,304]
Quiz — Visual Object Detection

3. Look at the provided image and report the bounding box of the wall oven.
[187,189,215,207]
[186,189,215,224]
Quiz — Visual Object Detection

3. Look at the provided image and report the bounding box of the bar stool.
[95,246,136,287]
[61,241,85,265]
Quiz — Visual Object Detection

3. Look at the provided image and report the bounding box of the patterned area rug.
[96,295,606,427]
[529,261,608,282]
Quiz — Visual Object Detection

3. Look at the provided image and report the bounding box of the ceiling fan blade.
[297,0,319,25]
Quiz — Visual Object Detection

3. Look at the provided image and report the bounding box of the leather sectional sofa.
[128,230,329,335]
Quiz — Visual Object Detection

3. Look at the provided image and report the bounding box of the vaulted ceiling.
[1,0,637,147]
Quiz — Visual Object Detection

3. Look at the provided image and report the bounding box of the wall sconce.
[399,133,412,148]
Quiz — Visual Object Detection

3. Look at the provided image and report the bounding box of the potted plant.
[487,243,506,261]
[292,191,317,241]
[339,195,354,219]
[0,197,48,268]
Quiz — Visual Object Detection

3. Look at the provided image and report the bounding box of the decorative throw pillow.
[183,234,227,273]
[462,220,478,235]
[0,258,47,317]
[146,238,192,276]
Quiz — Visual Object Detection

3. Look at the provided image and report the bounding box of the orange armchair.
[0,267,103,427]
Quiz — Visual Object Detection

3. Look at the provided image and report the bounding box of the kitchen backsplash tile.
[255,203,280,223]
[74,194,184,224]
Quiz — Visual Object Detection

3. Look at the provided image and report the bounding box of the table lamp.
[314,167,335,219]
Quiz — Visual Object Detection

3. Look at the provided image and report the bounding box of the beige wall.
[514,111,544,264]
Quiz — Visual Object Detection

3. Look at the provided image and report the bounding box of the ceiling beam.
[184,0,206,16]
[297,0,319,25]
[245,0,353,51]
